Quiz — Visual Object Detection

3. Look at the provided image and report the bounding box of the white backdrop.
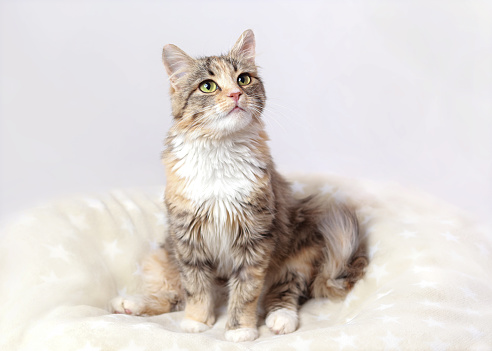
[1,0,491,225]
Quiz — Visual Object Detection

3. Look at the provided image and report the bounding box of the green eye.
[237,73,251,86]
[199,80,218,93]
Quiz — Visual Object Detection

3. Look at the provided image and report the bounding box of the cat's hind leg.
[110,245,183,316]
[263,248,316,335]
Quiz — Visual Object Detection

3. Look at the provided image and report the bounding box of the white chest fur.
[169,132,266,272]
[170,133,266,211]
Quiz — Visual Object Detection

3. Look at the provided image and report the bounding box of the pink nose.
[229,91,242,103]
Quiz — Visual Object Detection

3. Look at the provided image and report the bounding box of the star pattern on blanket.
[291,181,306,194]
[119,340,146,351]
[381,331,402,350]
[377,314,400,324]
[45,244,73,262]
[40,270,59,284]
[104,239,124,261]
[440,231,459,242]
[85,198,106,212]
[1,177,491,350]
[332,332,357,350]
[398,230,417,239]
[77,342,101,351]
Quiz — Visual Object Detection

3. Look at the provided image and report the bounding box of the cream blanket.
[1,175,491,350]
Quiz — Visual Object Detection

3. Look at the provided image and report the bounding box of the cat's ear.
[162,44,194,89]
[230,29,256,65]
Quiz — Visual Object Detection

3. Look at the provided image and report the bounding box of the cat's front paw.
[225,328,259,342]
[181,318,211,333]
[110,296,145,316]
[265,308,298,334]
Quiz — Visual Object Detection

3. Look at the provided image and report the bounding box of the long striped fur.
[111,30,367,342]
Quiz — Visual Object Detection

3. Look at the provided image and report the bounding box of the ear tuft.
[162,44,193,88]
[230,29,256,64]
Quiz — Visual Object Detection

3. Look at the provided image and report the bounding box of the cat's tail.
[309,199,368,299]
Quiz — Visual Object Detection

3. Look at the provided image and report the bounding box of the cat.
[111,29,367,342]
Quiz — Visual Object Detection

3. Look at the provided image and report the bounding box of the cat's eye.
[199,80,218,93]
[237,73,251,86]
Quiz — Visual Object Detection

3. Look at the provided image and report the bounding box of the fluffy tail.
[310,201,368,299]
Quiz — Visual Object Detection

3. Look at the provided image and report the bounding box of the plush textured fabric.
[1,175,491,351]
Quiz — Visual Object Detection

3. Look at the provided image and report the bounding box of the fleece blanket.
[0,174,491,351]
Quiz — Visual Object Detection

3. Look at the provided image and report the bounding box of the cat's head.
[162,30,266,138]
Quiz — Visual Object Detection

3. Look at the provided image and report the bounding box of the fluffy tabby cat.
[111,29,367,342]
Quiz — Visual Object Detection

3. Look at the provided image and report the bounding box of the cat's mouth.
[228,106,245,115]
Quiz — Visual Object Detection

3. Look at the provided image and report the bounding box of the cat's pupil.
[204,82,211,89]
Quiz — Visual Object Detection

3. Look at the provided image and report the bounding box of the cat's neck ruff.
[168,126,268,218]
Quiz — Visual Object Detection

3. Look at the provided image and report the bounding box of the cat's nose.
[228,91,242,103]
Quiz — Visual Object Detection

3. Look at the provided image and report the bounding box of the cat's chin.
[207,110,254,136]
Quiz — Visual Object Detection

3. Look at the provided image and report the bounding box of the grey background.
[1,0,491,225]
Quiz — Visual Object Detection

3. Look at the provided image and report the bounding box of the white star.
[400,215,419,224]
[381,331,401,350]
[376,289,393,300]
[361,225,375,239]
[117,287,128,297]
[409,249,425,261]
[45,244,72,262]
[368,241,380,260]
[291,181,305,194]
[163,341,188,351]
[131,322,161,330]
[344,315,360,325]
[148,239,161,250]
[85,198,106,212]
[428,337,450,351]
[17,215,37,227]
[465,325,483,338]
[119,340,146,351]
[360,214,374,226]
[77,342,101,351]
[368,263,388,284]
[460,286,478,301]
[464,308,480,316]
[104,240,123,260]
[47,323,67,339]
[376,303,394,311]
[89,320,113,330]
[377,315,400,324]
[154,212,167,226]
[398,230,417,239]
[437,219,455,226]
[412,266,433,274]
[288,336,313,351]
[158,314,180,328]
[475,243,490,256]
[344,291,359,307]
[316,313,331,322]
[414,280,438,289]
[40,271,59,284]
[122,199,141,213]
[421,299,443,308]
[320,183,335,194]
[332,189,348,204]
[440,231,458,242]
[332,332,356,350]
[121,218,136,234]
[423,317,444,328]
[133,263,144,277]
[61,229,78,240]
[68,214,89,231]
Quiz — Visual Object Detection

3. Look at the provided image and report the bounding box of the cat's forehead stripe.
[200,57,240,77]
